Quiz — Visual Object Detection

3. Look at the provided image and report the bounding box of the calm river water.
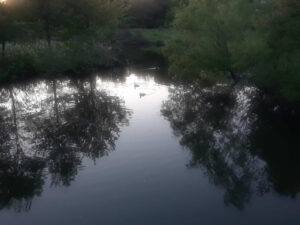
[0,66,299,225]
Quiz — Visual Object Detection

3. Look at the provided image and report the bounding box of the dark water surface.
[0,67,299,225]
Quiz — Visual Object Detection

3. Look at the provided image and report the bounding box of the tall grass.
[0,40,113,82]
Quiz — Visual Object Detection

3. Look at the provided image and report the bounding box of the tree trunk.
[53,80,59,124]
[89,77,96,109]
[45,23,51,47]
[9,87,22,153]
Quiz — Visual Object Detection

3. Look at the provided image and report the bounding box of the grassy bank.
[0,40,116,83]
[0,29,172,84]
[129,28,174,53]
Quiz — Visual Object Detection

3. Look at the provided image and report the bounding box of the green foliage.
[130,28,173,43]
[164,0,300,101]
[0,40,113,81]
[35,41,110,75]
[254,0,300,101]
[62,0,126,38]
[0,0,126,81]
[1,0,298,103]
[165,0,259,78]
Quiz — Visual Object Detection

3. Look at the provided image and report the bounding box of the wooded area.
[0,0,299,102]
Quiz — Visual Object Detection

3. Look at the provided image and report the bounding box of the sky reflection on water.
[0,70,299,225]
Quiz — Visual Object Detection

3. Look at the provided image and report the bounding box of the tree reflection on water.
[162,81,300,210]
[0,76,130,211]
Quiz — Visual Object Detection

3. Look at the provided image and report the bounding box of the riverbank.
[1,27,299,110]
[0,40,118,83]
[0,28,171,84]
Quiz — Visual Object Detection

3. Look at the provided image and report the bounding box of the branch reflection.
[0,75,130,210]
[162,82,300,210]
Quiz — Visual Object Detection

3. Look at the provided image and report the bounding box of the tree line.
[0,0,126,50]
[0,0,127,80]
